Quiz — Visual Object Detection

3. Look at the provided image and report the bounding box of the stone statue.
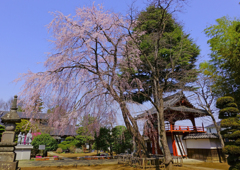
[17,132,22,145]
[26,130,32,145]
[21,133,25,145]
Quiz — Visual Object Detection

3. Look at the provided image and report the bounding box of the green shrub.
[56,148,63,153]
[216,96,234,109]
[65,136,74,141]
[57,136,78,150]
[58,143,70,150]
[32,133,58,152]
[217,96,240,169]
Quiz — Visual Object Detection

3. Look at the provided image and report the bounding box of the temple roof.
[183,133,219,139]
[135,91,208,120]
[49,125,77,136]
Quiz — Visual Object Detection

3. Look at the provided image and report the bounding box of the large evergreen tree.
[216,96,240,170]
[123,5,199,167]
[128,6,199,103]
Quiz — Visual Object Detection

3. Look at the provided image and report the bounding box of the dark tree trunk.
[208,111,225,149]
[159,95,173,169]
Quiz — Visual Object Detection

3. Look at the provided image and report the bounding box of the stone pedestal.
[0,161,19,170]
[15,145,33,160]
[0,95,21,170]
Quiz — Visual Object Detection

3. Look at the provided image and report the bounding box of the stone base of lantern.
[15,145,33,160]
[0,161,20,170]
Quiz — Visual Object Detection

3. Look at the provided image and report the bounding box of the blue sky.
[0,0,239,126]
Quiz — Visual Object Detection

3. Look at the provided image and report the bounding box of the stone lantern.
[0,95,21,170]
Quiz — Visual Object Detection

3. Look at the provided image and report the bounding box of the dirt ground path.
[21,162,229,170]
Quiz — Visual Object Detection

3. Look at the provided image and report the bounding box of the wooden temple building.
[135,92,224,162]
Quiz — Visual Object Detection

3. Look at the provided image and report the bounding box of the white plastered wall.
[185,138,222,149]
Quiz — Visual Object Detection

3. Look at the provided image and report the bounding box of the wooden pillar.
[169,120,176,131]
[171,133,177,156]
[151,138,155,154]
[190,115,196,130]
[147,142,151,153]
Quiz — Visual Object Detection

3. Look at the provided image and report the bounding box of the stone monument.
[0,95,21,170]
[26,130,32,145]
[15,129,33,160]
[17,132,22,145]
[21,133,25,145]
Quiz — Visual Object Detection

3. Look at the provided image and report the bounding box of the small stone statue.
[21,133,25,145]
[17,132,22,145]
[26,130,32,145]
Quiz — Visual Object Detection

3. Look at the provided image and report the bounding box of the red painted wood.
[171,133,177,156]
[152,139,155,154]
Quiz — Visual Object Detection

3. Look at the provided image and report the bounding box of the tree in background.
[0,96,43,113]
[93,126,133,155]
[194,73,225,149]
[112,125,132,154]
[0,98,13,111]
[15,119,39,134]
[94,127,113,154]
[203,17,240,106]
[75,115,97,149]
[15,119,39,142]
[216,96,240,170]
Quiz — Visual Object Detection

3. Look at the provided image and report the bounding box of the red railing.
[165,125,205,132]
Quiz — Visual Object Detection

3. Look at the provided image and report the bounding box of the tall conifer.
[216,96,240,170]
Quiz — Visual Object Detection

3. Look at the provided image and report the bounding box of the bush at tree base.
[93,126,132,154]
[31,133,58,154]
[216,96,240,170]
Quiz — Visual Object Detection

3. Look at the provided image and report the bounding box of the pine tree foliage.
[127,6,200,103]
[216,96,240,170]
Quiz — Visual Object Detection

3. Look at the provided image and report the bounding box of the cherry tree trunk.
[119,101,148,158]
